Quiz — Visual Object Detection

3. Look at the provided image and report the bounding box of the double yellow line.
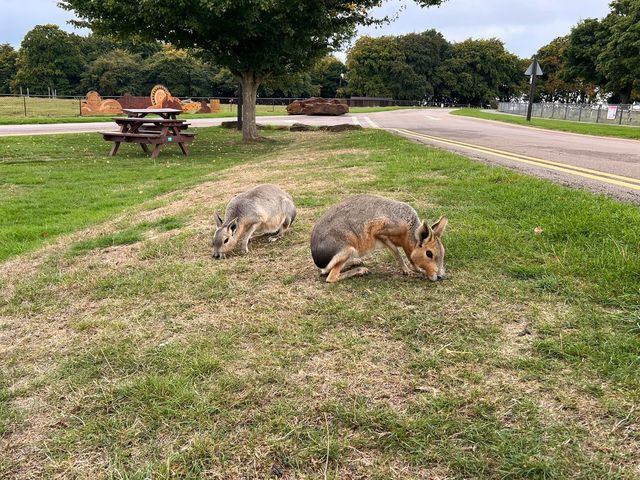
[392,128,640,191]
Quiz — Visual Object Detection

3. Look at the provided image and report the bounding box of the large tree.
[347,35,408,98]
[437,38,524,106]
[598,0,640,103]
[12,24,85,95]
[536,36,595,102]
[146,47,217,97]
[310,56,347,98]
[0,44,18,94]
[61,0,445,140]
[564,0,640,104]
[80,50,147,96]
[347,30,450,100]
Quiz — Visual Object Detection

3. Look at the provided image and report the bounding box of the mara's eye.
[426,250,433,259]
[223,238,229,244]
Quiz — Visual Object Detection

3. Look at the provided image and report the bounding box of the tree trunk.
[620,85,632,105]
[240,71,260,141]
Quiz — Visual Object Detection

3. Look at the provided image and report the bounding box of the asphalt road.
[2,109,639,203]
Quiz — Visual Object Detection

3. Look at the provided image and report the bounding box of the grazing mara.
[311,195,448,283]
[212,184,296,259]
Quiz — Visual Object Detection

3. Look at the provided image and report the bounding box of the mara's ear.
[431,216,448,237]
[227,217,239,234]
[414,221,433,244]
[214,212,223,228]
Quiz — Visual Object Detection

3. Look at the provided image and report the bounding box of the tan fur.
[311,195,448,283]
[212,184,296,259]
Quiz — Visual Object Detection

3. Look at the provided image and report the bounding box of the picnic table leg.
[151,144,162,159]
[110,142,121,156]
[140,143,150,154]
[178,142,189,155]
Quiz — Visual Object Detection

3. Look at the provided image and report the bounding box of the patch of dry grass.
[1,130,639,479]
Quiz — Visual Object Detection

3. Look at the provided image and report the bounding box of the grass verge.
[0,128,289,261]
[0,128,638,478]
[0,106,409,125]
[452,108,640,140]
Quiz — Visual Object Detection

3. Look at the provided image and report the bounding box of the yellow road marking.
[393,128,640,191]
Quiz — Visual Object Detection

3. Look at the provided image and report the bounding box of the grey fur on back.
[224,184,296,224]
[310,194,419,269]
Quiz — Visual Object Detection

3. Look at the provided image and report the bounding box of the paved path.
[369,109,640,203]
[2,109,639,203]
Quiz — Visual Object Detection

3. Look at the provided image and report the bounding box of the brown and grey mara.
[311,194,448,283]
[212,184,296,259]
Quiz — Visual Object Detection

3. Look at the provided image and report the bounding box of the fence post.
[619,105,624,125]
[23,95,27,117]
[596,105,601,123]
[564,104,568,120]
[78,97,82,117]
[540,103,544,117]
[578,104,582,122]
[551,104,555,119]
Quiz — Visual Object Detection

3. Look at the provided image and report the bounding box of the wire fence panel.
[0,94,481,119]
[0,95,83,118]
[498,102,640,127]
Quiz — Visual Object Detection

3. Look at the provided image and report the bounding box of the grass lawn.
[1,128,639,478]
[452,108,640,140]
[0,101,409,125]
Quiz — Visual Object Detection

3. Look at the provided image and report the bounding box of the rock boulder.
[286,97,348,116]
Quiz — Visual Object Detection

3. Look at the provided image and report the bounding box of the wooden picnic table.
[101,108,196,158]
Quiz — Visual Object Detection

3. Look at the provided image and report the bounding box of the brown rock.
[289,123,314,131]
[286,97,348,116]
[319,124,363,132]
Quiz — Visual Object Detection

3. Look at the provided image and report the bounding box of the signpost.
[525,57,544,122]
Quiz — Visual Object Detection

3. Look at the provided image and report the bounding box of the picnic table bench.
[101,108,196,159]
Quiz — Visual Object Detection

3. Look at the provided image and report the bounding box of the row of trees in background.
[0,0,637,108]
[0,24,525,106]
[347,0,639,105]
[347,31,527,105]
[0,25,346,99]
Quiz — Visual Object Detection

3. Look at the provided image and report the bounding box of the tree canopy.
[347,31,450,100]
[564,0,640,103]
[0,44,18,94]
[12,24,84,95]
[61,0,446,139]
[535,37,595,103]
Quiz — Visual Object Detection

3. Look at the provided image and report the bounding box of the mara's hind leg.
[269,213,295,243]
[324,247,369,283]
[319,256,364,277]
[320,247,355,276]
[344,257,364,269]
[327,265,369,283]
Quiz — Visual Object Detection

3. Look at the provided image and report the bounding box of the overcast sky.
[2,0,610,58]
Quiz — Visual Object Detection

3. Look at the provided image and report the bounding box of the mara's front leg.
[241,223,259,254]
[380,237,414,276]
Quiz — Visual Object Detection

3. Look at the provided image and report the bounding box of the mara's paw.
[402,267,417,276]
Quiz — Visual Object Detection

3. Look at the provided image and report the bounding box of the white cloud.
[355,0,611,57]
[1,0,611,59]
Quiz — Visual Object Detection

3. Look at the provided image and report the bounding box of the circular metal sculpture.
[151,84,172,107]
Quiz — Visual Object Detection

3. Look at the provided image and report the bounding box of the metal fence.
[498,102,640,126]
[0,94,474,118]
